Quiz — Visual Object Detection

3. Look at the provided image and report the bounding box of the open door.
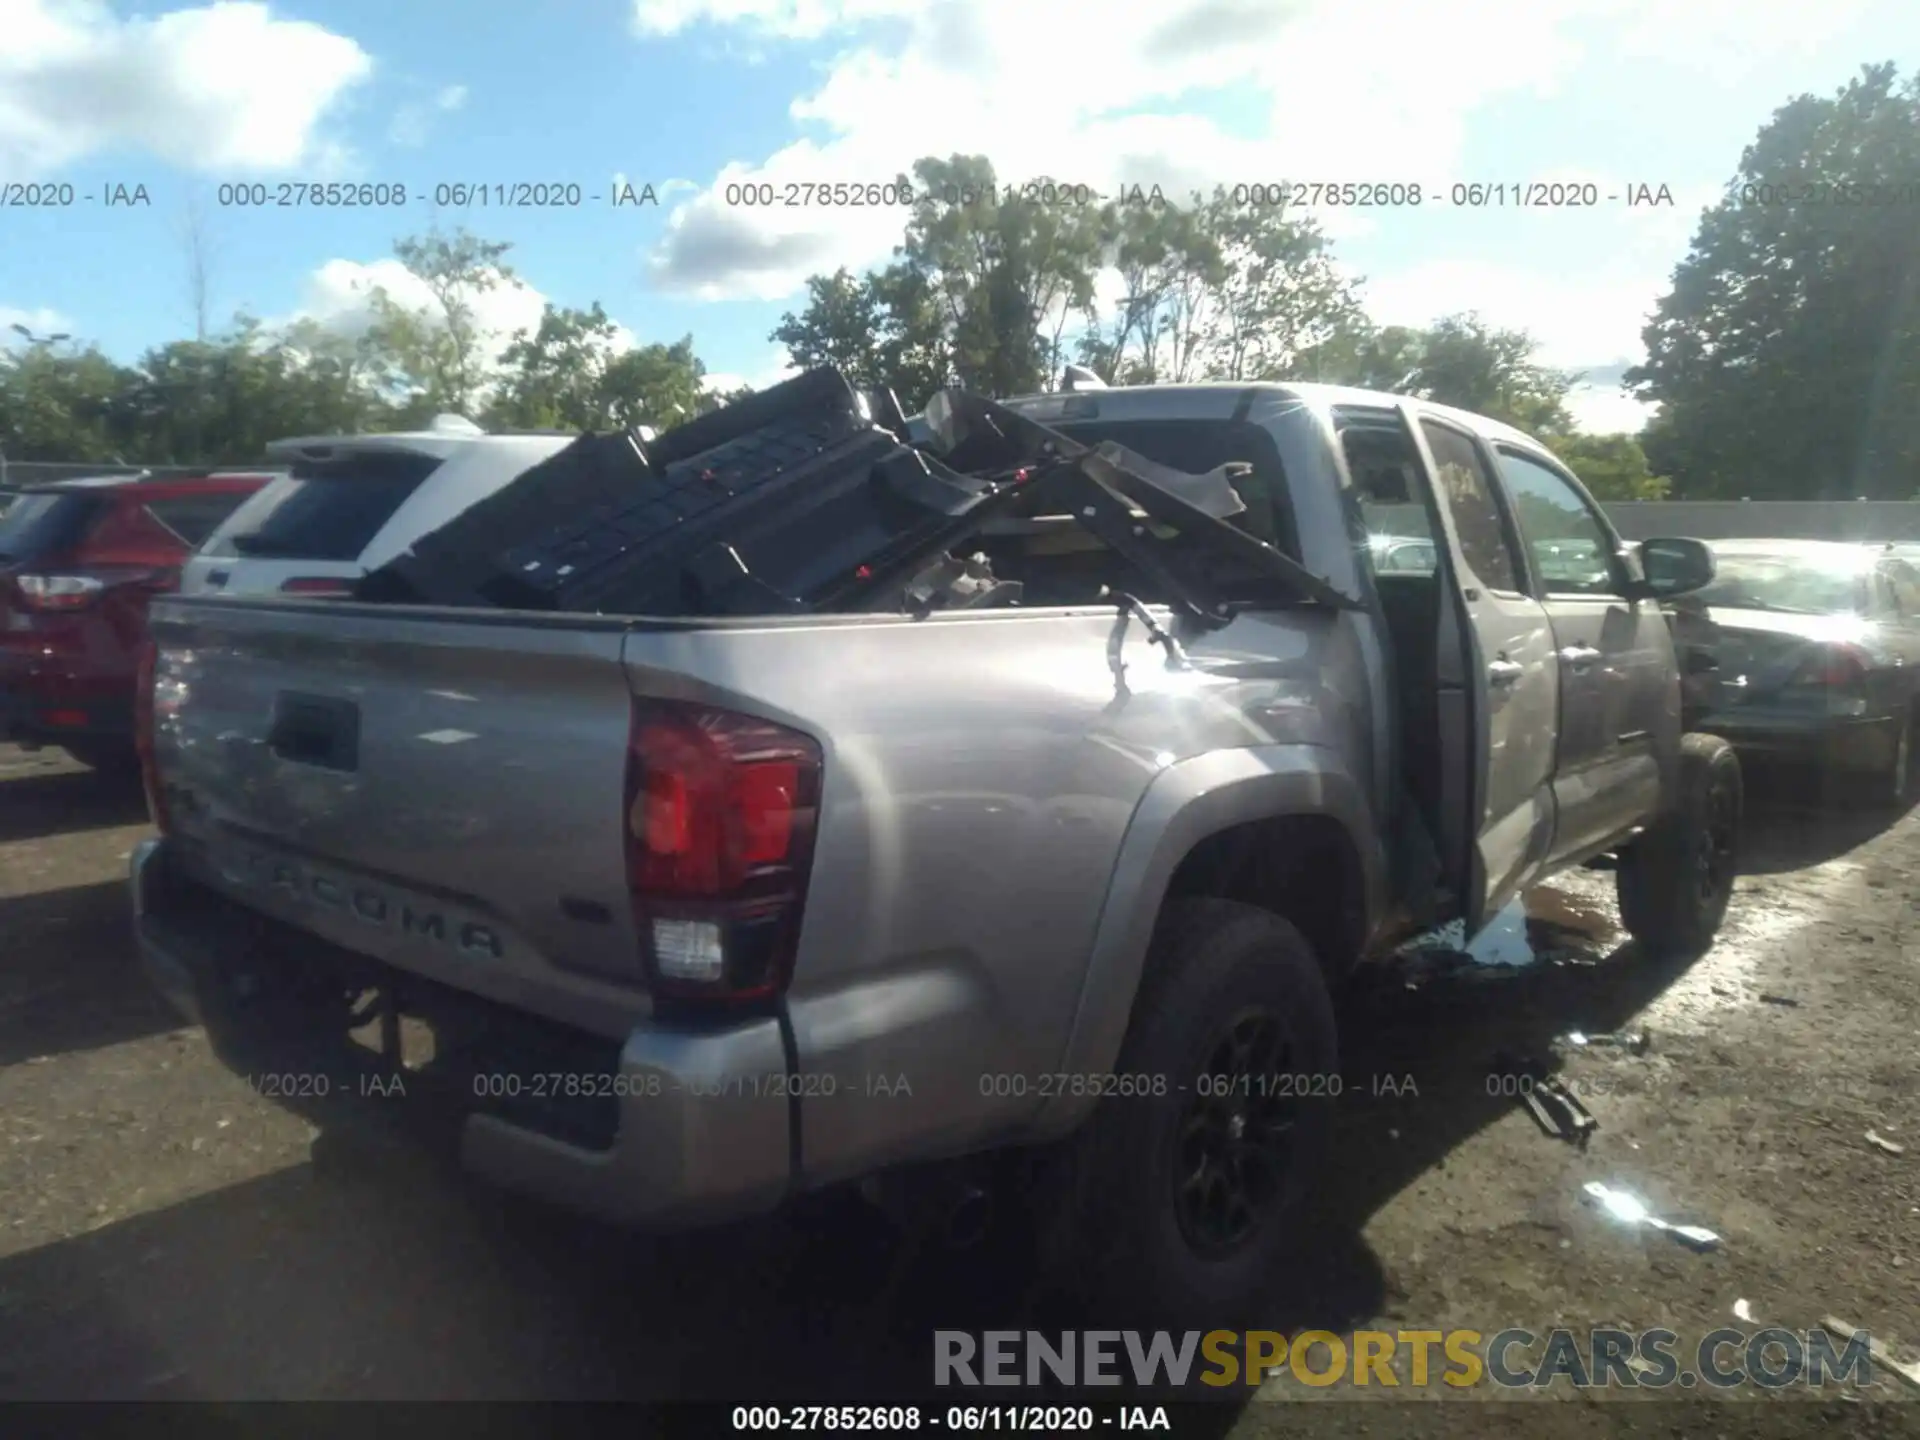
[1399,410,1560,937]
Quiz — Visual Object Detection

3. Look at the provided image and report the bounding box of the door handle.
[1488,658,1525,686]
[1559,644,1602,671]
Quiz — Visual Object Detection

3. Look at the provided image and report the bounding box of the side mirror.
[1628,536,1714,600]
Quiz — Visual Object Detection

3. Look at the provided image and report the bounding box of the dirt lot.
[0,741,1916,1436]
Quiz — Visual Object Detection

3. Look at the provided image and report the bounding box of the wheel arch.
[1030,745,1386,1139]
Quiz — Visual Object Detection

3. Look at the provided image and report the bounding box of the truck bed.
[145,590,1370,1190]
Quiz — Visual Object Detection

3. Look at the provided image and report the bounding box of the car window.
[1418,419,1521,593]
[1341,418,1439,579]
[0,491,106,562]
[1491,449,1618,597]
[1695,551,1866,615]
[209,452,444,562]
[144,492,255,548]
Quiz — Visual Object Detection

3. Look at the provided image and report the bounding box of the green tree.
[0,340,140,463]
[893,155,1105,396]
[113,316,395,464]
[362,227,518,421]
[1313,312,1576,438]
[1195,191,1366,383]
[769,262,949,410]
[1627,62,1920,498]
[770,269,890,389]
[599,335,713,429]
[491,307,717,433]
[1553,432,1672,501]
[1076,199,1225,384]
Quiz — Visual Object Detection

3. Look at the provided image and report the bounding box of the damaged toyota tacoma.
[128,368,1741,1324]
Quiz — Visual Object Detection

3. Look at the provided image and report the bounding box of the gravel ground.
[0,742,1915,1437]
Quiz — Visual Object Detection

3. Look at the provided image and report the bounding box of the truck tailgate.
[148,596,651,1035]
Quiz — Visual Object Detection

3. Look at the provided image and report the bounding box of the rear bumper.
[0,671,134,745]
[1695,707,1899,773]
[130,838,795,1230]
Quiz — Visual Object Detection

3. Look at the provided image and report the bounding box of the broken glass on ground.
[1581,1180,1721,1251]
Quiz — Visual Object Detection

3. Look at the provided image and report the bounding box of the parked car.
[0,471,272,771]
[181,418,596,599]
[1690,538,1920,804]
[129,373,1735,1325]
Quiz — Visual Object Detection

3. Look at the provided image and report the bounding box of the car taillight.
[280,577,357,597]
[1791,643,1868,691]
[134,637,170,834]
[15,574,105,611]
[623,699,822,1003]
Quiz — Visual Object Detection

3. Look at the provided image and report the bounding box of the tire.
[1033,898,1339,1330]
[1617,733,1742,960]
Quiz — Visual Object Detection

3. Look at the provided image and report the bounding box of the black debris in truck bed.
[354,367,1004,617]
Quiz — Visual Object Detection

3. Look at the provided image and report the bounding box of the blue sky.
[2,0,1918,432]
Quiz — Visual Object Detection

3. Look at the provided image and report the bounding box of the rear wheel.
[1617,733,1742,960]
[1034,898,1338,1329]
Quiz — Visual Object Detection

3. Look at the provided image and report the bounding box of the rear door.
[1489,445,1672,865]
[1406,412,1559,931]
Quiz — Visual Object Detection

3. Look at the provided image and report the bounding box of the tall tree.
[1553,432,1672,501]
[1195,191,1366,383]
[1312,312,1577,438]
[893,155,1104,397]
[362,227,518,421]
[1077,200,1225,384]
[0,340,139,463]
[1627,62,1920,498]
[769,269,890,389]
[769,262,949,410]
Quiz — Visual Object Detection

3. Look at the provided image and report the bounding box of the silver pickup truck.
[128,378,1739,1325]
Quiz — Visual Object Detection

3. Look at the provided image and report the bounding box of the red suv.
[0,471,274,772]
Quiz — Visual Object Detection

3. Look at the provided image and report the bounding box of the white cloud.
[1565,379,1654,435]
[283,260,666,388]
[288,258,553,371]
[634,0,1863,379]
[0,1,373,177]
[701,350,801,394]
[389,81,469,148]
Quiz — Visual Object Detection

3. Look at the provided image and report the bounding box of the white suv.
[182,418,579,598]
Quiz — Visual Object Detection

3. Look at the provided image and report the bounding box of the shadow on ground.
[0,880,180,1067]
[1734,766,1910,875]
[0,793,1888,1410]
[0,763,148,846]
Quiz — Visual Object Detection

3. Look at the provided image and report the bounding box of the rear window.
[0,491,105,563]
[144,491,257,548]
[212,452,443,561]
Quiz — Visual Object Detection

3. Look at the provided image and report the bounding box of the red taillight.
[134,637,170,834]
[623,700,821,1002]
[280,577,357,597]
[1792,643,1868,690]
[39,709,88,728]
[15,573,105,611]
